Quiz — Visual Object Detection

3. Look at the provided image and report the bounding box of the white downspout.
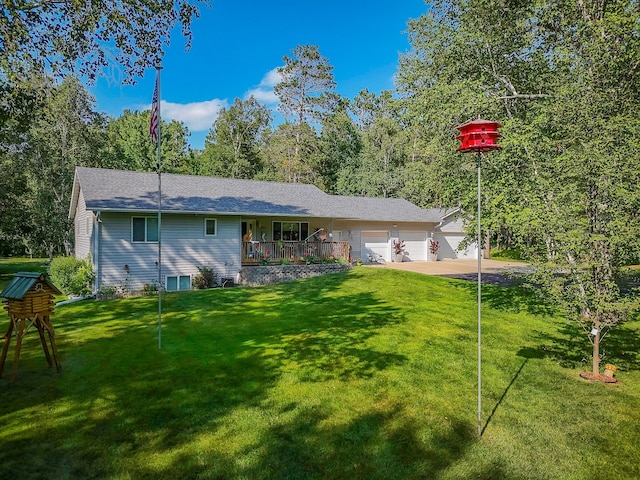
[94,211,101,294]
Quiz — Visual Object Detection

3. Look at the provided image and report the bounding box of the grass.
[0,257,48,291]
[0,266,639,479]
[490,247,523,262]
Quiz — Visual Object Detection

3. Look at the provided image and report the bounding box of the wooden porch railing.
[242,241,350,265]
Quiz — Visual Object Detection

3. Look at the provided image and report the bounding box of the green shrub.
[192,266,215,289]
[98,285,117,296]
[490,247,523,261]
[49,256,94,296]
[142,282,158,292]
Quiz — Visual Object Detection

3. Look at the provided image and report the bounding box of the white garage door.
[361,231,389,262]
[434,234,477,259]
[399,231,427,261]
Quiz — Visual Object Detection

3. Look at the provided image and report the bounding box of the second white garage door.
[361,231,389,262]
[433,233,477,259]
[399,231,427,261]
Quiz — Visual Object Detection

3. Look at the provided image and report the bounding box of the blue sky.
[89,1,428,149]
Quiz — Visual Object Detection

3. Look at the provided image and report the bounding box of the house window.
[273,221,309,241]
[205,218,217,236]
[167,275,191,291]
[132,217,158,242]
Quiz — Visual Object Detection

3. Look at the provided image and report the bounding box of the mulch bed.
[579,371,619,384]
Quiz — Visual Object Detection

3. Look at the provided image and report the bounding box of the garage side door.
[434,233,477,259]
[399,231,426,261]
[361,231,389,261]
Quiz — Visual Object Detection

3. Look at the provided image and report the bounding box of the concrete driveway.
[379,258,531,285]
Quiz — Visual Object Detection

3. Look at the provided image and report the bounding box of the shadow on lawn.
[451,280,556,317]
[529,320,640,371]
[182,401,479,480]
[259,276,408,381]
[0,271,414,478]
[482,322,639,438]
[482,347,545,435]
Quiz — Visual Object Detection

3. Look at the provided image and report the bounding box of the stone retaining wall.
[239,264,352,287]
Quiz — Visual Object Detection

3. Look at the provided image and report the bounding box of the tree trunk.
[483,231,491,259]
[592,330,600,375]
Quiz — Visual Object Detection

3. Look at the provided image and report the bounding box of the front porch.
[242,241,350,265]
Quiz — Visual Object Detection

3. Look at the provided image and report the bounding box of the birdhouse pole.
[476,150,482,436]
[455,118,502,436]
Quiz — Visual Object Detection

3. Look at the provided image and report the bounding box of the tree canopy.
[396,0,640,374]
[0,0,208,83]
[198,97,271,179]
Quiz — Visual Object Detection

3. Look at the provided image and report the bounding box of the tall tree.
[22,76,106,257]
[318,101,362,193]
[397,0,640,376]
[273,45,338,185]
[350,89,397,132]
[103,110,190,173]
[335,117,407,198]
[262,122,320,184]
[0,71,52,150]
[0,152,31,256]
[198,96,271,179]
[275,45,338,126]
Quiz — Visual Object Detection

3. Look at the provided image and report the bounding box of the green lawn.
[0,257,48,291]
[1,267,639,479]
[490,247,523,261]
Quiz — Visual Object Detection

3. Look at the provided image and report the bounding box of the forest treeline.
[0,43,449,258]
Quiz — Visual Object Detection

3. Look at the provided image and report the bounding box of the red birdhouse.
[456,118,502,153]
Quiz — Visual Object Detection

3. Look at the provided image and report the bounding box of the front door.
[242,220,256,242]
[241,220,258,263]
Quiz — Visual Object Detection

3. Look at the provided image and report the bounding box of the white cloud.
[160,99,228,132]
[244,88,279,104]
[147,68,282,133]
[260,68,282,87]
[243,68,281,105]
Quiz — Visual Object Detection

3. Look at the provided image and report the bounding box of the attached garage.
[433,233,476,259]
[399,231,427,261]
[361,231,389,262]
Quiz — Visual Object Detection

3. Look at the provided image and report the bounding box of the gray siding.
[97,212,241,291]
[73,190,93,260]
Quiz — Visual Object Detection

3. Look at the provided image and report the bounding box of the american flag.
[149,72,160,144]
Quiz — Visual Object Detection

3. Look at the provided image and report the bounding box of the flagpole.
[154,66,163,350]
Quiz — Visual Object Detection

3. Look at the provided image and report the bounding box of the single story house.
[69,167,476,292]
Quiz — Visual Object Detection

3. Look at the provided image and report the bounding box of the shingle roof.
[326,195,445,223]
[71,167,446,223]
